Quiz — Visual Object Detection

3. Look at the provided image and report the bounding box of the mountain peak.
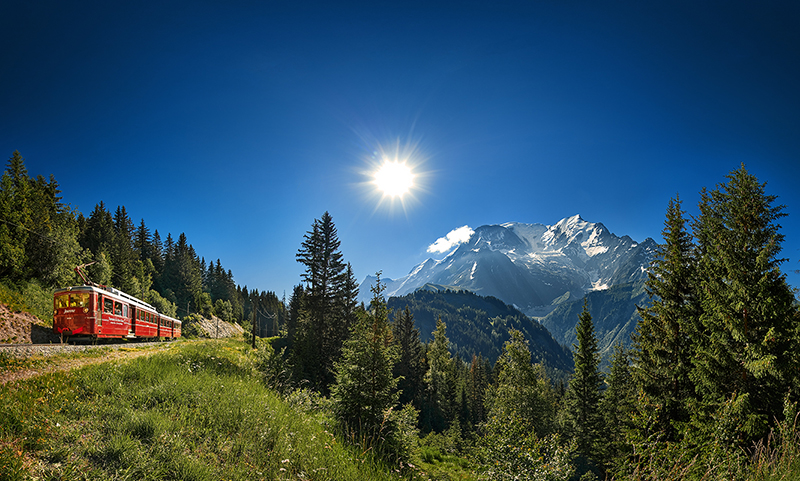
[566,213,584,224]
[359,215,655,315]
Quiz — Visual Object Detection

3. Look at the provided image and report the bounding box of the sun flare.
[373,161,415,197]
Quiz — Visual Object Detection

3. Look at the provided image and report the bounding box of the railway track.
[0,340,169,358]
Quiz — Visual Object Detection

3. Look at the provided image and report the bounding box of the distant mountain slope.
[540,281,651,367]
[387,287,573,376]
[362,215,657,317]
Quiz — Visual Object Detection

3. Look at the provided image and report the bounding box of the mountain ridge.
[361,214,657,318]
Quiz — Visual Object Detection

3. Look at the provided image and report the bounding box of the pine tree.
[151,229,164,278]
[422,316,457,432]
[294,212,354,391]
[286,284,305,349]
[331,273,399,438]
[23,172,83,286]
[599,343,635,468]
[691,164,798,446]
[111,206,136,292]
[564,300,604,468]
[632,195,698,441]
[0,152,33,279]
[163,233,203,313]
[134,219,152,262]
[392,306,425,407]
[466,354,491,430]
[486,329,557,438]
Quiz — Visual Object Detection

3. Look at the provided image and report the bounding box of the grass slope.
[0,340,411,480]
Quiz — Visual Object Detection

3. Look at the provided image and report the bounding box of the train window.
[55,294,69,309]
[104,297,113,313]
[114,302,122,316]
[74,293,89,308]
[123,305,128,317]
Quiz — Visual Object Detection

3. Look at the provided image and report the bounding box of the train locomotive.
[53,265,181,341]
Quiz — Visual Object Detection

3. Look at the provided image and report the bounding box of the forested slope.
[387,287,573,373]
[0,150,285,330]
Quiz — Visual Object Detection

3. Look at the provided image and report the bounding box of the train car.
[53,284,181,341]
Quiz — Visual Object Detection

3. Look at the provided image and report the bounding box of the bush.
[254,343,291,394]
[0,278,54,325]
[181,313,208,338]
[381,403,420,464]
[478,411,575,481]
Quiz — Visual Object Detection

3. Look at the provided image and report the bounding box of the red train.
[53,284,181,341]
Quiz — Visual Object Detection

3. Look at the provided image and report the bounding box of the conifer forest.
[2,149,800,480]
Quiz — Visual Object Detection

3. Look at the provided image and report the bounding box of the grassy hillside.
[2,338,798,480]
[0,340,424,480]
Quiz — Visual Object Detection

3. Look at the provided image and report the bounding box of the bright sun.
[374,161,415,197]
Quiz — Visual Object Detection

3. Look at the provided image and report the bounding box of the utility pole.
[251,299,258,349]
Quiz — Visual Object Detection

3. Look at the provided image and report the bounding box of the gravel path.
[0,342,170,385]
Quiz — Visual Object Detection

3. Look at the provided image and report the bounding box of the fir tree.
[111,206,136,292]
[599,343,635,469]
[134,219,152,262]
[392,306,425,408]
[632,195,698,441]
[294,212,355,391]
[564,300,604,468]
[331,273,399,438]
[466,354,491,430]
[691,164,798,446]
[422,316,457,432]
[486,329,557,438]
[151,229,164,276]
[286,284,305,349]
[23,173,83,286]
[0,151,32,279]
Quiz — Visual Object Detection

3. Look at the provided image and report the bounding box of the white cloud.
[427,226,474,254]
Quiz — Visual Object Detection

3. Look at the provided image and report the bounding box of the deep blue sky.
[2,0,799,295]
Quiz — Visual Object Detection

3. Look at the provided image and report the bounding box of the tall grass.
[0,340,412,480]
[620,411,800,481]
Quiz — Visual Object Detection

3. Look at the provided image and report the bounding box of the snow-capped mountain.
[361,214,657,317]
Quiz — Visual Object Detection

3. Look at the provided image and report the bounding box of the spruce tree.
[599,343,635,468]
[150,229,164,279]
[23,172,83,287]
[111,206,136,292]
[0,151,32,279]
[295,211,355,391]
[134,219,152,262]
[331,274,399,438]
[466,354,491,429]
[392,306,425,408]
[564,299,603,467]
[691,164,798,445]
[486,329,556,438]
[632,195,698,441]
[422,317,457,432]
